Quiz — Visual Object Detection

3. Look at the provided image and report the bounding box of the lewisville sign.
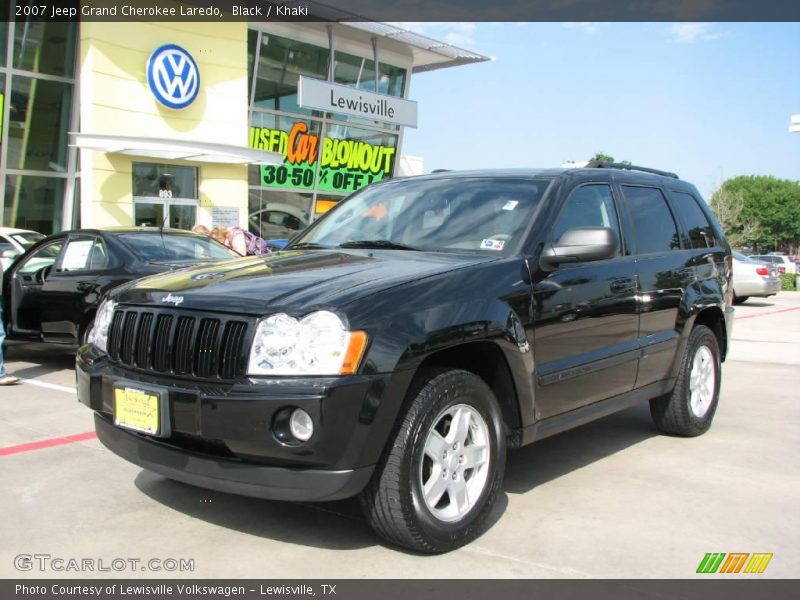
[297,77,418,128]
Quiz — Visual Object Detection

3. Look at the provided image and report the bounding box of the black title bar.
[6,0,800,22]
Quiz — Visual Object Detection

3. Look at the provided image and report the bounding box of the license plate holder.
[113,383,170,437]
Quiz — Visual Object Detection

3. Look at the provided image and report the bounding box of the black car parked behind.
[2,227,237,346]
[76,165,734,553]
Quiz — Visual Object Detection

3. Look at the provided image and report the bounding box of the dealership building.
[0,12,487,238]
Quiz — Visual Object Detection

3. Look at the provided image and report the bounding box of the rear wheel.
[650,325,721,436]
[360,368,506,553]
[733,294,749,304]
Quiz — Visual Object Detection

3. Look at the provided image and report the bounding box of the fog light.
[289,408,314,442]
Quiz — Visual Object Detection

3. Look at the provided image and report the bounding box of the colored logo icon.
[147,44,200,109]
[696,552,773,574]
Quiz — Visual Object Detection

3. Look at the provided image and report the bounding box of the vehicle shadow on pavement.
[134,470,378,550]
[5,342,76,374]
[739,301,774,308]
[503,403,656,494]
[134,464,509,554]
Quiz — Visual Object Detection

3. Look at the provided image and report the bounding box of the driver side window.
[16,241,64,275]
[552,184,622,255]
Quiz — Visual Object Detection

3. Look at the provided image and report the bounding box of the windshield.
[116,232,239,261]
[11,232,45,249]
[291,177,552,254]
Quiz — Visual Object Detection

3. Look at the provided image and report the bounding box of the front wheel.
[650,324,721,436]
[360,369,506,553]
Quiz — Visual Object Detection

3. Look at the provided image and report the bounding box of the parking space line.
[18,378,76,394]
[0,431,97,457]
[737,306,800,320]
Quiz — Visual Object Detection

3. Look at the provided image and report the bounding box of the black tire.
[650,325,721,437]
[733,295,748,304]
[360,368,506,553]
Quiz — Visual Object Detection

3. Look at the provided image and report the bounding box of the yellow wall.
[79,19,249,228]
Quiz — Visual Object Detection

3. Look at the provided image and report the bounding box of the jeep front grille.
[108,308,251,380]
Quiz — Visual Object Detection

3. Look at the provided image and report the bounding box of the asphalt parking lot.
[1,292,798,579]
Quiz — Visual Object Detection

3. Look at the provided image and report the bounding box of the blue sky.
[401,22,800,200]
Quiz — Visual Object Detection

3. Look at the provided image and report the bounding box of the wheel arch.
[691,306,728,361]
[412,341,523,437]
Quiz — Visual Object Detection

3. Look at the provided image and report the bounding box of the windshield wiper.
[338,240,420,251]
[289,242,332,249]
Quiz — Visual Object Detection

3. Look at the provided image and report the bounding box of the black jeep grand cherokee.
[77,164,734,553]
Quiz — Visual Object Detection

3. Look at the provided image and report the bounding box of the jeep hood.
[112,249,494,314]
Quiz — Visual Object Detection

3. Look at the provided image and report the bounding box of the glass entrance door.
[133,200,196,230]
[132,162,199,230]
[133,202,165,227]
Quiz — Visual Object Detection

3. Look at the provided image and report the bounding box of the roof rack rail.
[584,160,679,179]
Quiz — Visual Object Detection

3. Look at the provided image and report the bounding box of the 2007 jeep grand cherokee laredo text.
[77,164,734,553]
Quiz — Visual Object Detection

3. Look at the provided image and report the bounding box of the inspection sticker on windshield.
[481,239,506,251]
[502,200,519,211]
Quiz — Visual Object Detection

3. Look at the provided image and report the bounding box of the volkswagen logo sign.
[191,272,226,281]
[146,44,200,110]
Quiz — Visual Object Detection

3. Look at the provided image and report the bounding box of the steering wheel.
[35,265,52,285]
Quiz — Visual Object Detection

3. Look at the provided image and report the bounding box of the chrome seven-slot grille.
[107,307,251,380]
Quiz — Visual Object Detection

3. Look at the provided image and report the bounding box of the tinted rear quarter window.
[669,191,717,249]
[621,185,681,254]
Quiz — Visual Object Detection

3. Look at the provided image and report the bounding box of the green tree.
[591,152,615,163]
[590,152,632,166]
[710,175,800,250]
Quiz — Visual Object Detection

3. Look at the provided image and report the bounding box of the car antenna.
[160,214,168,249]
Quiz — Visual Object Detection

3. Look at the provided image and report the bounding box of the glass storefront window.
[329,53,406,131]
[13,20,76,77]
[132,163,198,200]
[7,77,72,172]
[0,21,7,65]
[4,175,65,235]
[248,189,313,244]
[253,32,329,115]
[334,50,376,92]
[378,62,406,97]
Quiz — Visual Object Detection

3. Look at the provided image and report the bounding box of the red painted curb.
[0,431,98,457]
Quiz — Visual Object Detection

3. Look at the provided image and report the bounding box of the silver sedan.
[732,252,781,303]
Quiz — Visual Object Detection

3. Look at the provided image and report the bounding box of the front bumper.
[76,347,393,501]
[93,414,373,501]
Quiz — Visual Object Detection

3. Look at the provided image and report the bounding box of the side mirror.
[1,250,19,260]
[541,227,619,267]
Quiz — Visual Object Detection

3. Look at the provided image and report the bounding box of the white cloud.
[667,23,722,43]
[561,22,600,34]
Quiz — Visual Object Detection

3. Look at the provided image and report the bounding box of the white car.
[732,252,781,303]
[0,227,46,271]
[750,253,797,275]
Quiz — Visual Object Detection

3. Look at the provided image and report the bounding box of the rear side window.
[621,186,681,255]
[669,191,717,249]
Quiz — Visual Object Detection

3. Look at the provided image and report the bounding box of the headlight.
[247,310,367,376]
[87,298,116,353]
